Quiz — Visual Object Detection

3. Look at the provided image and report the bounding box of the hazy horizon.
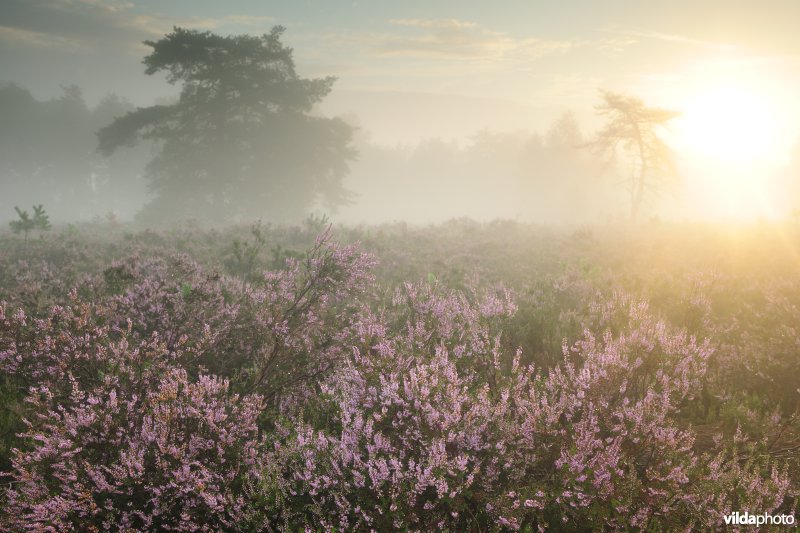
[2,0,800,224]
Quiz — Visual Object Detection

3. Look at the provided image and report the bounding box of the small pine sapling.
[224,220,268,280]
[9,205,51,242]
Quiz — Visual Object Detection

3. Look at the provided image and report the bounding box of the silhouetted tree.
[97,26,356,224]
[591,91,679,220]
[545,111,583,150]
[0,84,148,221]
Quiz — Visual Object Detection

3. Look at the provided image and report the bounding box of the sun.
[675,84,780,163]
[664,78,792,219]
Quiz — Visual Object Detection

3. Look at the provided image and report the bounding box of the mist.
[334,115,615,225]
[6,79,778,228]
[2,4,799,229]
[4,3,800,530]
[0,83,620,226]
[2,78,798,228]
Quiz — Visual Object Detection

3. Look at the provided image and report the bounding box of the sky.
[2,0,800,220]
[2,0,799,143]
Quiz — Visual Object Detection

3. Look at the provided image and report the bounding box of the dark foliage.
[97,27,357,224]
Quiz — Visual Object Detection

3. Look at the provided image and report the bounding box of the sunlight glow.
[676,85,780,163]
[662,72,794,221]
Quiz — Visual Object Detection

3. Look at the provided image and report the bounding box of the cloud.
[0,24,89,52]
[325,19,577,63]
[0,0,162,56]
[47,0,135,15]
[616,29,740,52]
[389,18,478,30]
[221,15,276,28]
[0,0,273,58]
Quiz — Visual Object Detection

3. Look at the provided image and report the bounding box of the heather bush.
[715,277,800,414]
[252,283,518,530]
[0,221,798,530]
[89,229,375,409]
[4,344,263,530]
[249,285,794,530]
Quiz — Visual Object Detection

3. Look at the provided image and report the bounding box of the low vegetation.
[0,219,798,530]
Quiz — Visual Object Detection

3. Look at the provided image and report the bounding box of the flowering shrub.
[251,288,793,530]
[96,228,375,407]
[253,283,517,530]
[1,305,263,530]
[0,223,797,530]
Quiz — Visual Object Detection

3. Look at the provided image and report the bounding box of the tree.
[0,84,148,221]
[591,90,679,220]
[97,26,356,224]
[9,205,50,242]
[0,85,95,218]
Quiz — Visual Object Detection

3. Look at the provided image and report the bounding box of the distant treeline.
[9,78,798,226]
[0,80,624,225]
[0,83,151,221]
[342,113,620,225]
[3,25,800,226]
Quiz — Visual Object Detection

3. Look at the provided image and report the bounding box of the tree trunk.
[631,125,647,221]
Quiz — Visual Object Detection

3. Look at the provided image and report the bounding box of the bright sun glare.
[669,79,789,219]
[676,85,779,163]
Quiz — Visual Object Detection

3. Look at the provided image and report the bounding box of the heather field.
[5,0,800,530]
[0,219,798,530]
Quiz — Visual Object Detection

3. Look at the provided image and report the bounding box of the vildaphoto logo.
[723,512,795,526]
